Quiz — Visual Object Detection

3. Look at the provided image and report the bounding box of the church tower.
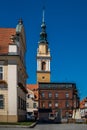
[37,9,51,83]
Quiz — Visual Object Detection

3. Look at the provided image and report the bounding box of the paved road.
[35,124,87,130]
[0,124,87,130]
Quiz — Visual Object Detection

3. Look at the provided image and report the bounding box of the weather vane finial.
[42,6,45,23]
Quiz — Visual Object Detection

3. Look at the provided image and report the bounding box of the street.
[0,124,87,130]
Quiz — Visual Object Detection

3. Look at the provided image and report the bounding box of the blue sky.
[0,0,87,99]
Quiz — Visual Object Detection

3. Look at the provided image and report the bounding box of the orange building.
[80,97,87,118]
[26,84,38,119]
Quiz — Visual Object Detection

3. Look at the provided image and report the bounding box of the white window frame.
[48,92,52,98]
[55,102,58,107]
[55,92,58,98]
[66,92,69,98]
[41,92,45,98]
[48,102,52,107]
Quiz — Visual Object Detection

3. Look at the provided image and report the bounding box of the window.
[48,101,52,108]
[65,112,69,118]
[66,92,69,98]
[41,92,45,98]
[66,101,69,107]
[0,95,4,109]
[85,102,87,107]
[24,101,26,110]
[18,96,20,109]
[55,102,58,108]
[26,103,29,108]
[41,61,46,71]
[30,94,34,99]
[33,103,37,108]
[55,92,58,98]
[0,66,3,80]
[48,92,52,98]
[23,100,25,110]
[20,98,23,109]
[27,94,30,98]
[42,102,45,108]
[74,101,76,108]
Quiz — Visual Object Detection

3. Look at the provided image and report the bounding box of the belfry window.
[41,61,46,71]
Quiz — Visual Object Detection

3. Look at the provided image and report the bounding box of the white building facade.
[0,20,27,122]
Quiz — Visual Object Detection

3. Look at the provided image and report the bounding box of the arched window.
[41,61,46,71]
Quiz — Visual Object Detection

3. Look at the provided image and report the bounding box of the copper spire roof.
[38,8,48,44]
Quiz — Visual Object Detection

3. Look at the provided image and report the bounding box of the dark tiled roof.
[39,82,76,89]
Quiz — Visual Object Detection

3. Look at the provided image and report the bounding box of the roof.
[39,82,76,89]
[80,97,87,109]
[26,84,38,100]
[0,28,16,54]
[39,82,76,85]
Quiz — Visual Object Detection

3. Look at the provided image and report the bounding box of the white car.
[27,113,35,121]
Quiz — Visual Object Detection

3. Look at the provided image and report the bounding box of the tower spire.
[38,7,48,44]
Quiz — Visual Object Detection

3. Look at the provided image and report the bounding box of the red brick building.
[38,82,79,122]
[35,10,80,122]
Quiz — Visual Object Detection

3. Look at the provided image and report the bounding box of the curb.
[0,122,37,128]
[29,121,37,128]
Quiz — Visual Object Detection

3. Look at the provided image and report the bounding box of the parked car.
[27,112,35,121]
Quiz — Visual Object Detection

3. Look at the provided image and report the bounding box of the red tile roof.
[80,97,87,109]
[0,28,16,54]
[26,84,38,101]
